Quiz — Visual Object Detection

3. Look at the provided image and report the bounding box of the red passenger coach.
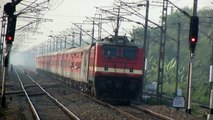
[36,36,144,103]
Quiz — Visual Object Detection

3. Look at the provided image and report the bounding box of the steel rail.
[131,104,174,120]
[14,69,41,120]
[26,74,80,120]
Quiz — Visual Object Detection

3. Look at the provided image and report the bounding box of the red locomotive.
[36,36,144,103]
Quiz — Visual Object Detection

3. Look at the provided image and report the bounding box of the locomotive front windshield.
[122,47,138,59]
[103,45,138,59]
[103,46,118,58]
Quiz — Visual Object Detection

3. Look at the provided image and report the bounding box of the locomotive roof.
[96,41,142,48]
[96,36,142,48]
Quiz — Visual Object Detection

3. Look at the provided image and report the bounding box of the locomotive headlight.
[130,67,133,73]
[104,66,108,71]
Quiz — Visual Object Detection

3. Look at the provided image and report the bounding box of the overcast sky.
[1,0,212,32]
[0,0,212,51]
[42,0,213,33]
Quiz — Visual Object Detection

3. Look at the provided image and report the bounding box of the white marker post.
[208,65,213,120]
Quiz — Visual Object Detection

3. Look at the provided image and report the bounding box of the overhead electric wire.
[96,6,144,27]
[167,0,191,18]
[72,22,98,42]
[118,0,161,28]
[47,0,65,11]
[85,16,113,36]
[16,0,38,16]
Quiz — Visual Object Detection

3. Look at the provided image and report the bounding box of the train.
[36,36,144,103]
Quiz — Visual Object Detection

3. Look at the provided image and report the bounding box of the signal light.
[188,16,199,53]
[5,15,17,44]
[6,36,13,44]
[7,36,13,41]
[4,2,15,16]
[190,37,197,43]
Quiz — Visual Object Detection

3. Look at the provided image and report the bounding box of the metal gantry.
[0,12,7,74]
[0,11,7,107]
[157,0,168,103]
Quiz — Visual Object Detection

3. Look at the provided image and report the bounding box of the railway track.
[130,104,174,120]
[6,66,197,120]
[143,91,209,118]
[14,68,80,120]
[35,70,174,120]
[79,91,173,120]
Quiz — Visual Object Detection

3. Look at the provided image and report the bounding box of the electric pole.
[157,0,168,104]
[1,1,18,107]
[208,33,213,119]
[176,23,181,96]
[140,0,149,101]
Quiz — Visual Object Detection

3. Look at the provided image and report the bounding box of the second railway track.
[14,67,80,120]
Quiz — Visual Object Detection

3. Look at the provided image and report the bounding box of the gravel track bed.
[33,72,203,120]
[117,106,162,120]
[2,66,205,120]
[32,73,134,120]
[5,67,71,120]
[138,105,202,120]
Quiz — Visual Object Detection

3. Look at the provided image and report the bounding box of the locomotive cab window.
[103,46,118,58]
[122,47,138,59]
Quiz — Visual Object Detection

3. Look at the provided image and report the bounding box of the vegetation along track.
[14,68,80,120]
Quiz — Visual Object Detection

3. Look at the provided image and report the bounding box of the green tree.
[133,8,212,104]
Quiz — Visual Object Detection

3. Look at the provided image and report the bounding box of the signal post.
[185,0,199,113]
[1,2,17,107]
